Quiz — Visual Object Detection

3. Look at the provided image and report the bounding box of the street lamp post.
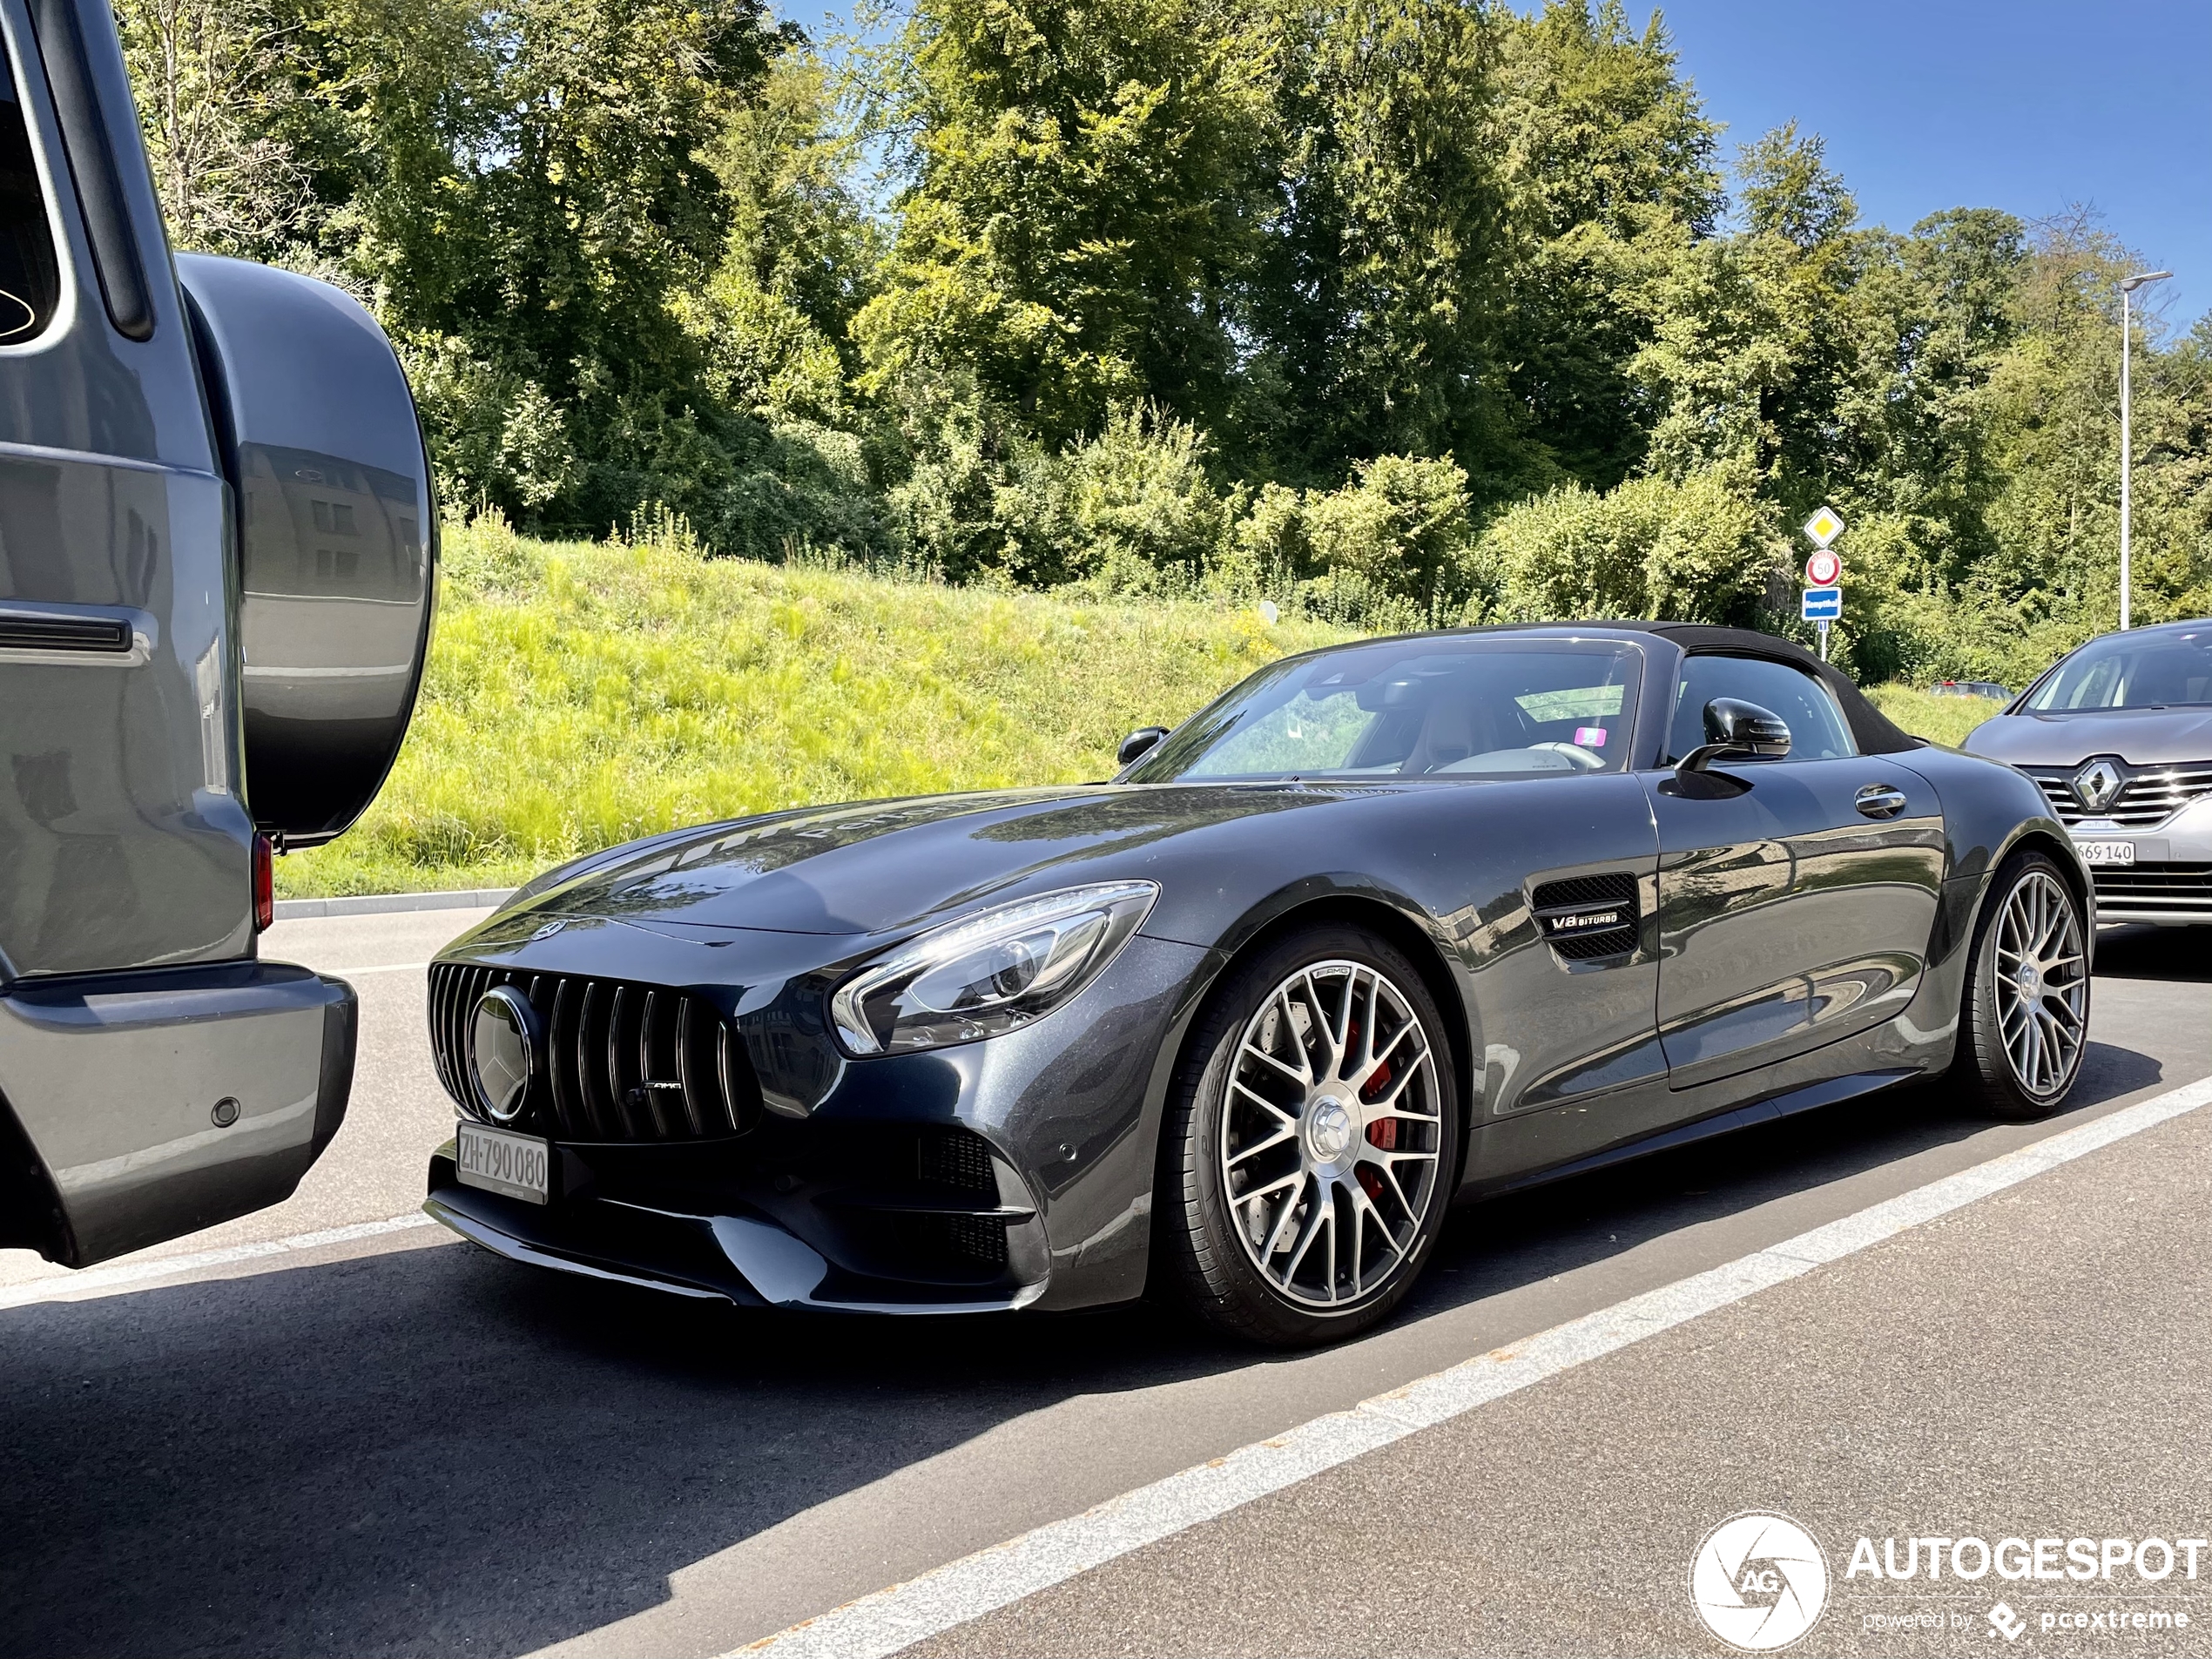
[2118,269,2173,631]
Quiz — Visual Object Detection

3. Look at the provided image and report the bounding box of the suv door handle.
[1855,783,1909,819]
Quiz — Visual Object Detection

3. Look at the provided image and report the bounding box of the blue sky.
[781,0,2210,330]
[1649,0,2209,330]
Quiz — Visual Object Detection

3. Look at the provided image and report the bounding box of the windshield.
[2024,628,2212,712]
[1124,637,1643,783]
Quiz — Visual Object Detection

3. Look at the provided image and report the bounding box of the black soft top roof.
[1626,622,1921,756]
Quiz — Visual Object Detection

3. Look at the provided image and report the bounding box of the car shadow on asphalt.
[2094,922,2212,984]
[0,992,2189,1658]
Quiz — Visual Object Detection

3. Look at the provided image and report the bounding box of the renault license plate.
[2075,839,2135,867]
[455,1120,550,1204]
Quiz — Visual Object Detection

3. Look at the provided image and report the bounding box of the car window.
[0,31,60,346]
[1665,653,1856,763]
[1129,638,1643,781]
[2023,628,2212,711]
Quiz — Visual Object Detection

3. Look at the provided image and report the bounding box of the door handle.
[1855,783,1909,819]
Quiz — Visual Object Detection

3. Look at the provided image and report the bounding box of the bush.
[1472,462,1786,626]
[1216,455,1479,631]
[998,404,1232,591]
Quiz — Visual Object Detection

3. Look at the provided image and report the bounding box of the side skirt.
[1471,1066,1925,1201]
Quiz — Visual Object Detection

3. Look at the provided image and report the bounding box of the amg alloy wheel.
[1956,851,2090,1120]
[1221,961,1443,1306]
[1162,926,1459,1346]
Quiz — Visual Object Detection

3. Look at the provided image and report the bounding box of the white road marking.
[0,1213,441,1312]
[735,1072,2212,1659]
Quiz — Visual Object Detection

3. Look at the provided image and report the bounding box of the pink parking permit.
[1575,726,1607,747]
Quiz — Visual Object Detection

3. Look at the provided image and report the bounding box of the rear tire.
[1953,850,2090,1120]
[1159,924,1460,1347]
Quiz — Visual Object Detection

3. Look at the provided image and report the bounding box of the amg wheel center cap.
[1305,1096,1355,1163]
[2014,961,2043,999]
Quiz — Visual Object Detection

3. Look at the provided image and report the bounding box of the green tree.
[1238,0,1507,488]
[288,0,790,529]
[855,0,1277,444]
[1487,0,1722,493]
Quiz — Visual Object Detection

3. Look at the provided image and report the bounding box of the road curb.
[272,888,516,921]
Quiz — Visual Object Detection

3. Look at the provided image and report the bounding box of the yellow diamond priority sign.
[1802,505,1845,548]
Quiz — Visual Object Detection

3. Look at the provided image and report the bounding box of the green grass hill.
[277,521,1352,897]
[279,520,2008,898]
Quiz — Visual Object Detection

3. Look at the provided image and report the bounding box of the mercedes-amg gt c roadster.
[424,623,2091,1345]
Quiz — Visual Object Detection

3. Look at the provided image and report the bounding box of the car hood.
[1964,707,2212,767]
[502,784,1349,937]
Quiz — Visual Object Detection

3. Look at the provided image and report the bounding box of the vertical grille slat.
[607,984,637,1137]
[674,997,708,1136]
[637,990,670,1137]
[430,964,762,1144]
[547,978,581,1137]
[577,981,610,1136]
[427,968,453,1101]
[717,1023,746,1136]
[435,965,462,1103]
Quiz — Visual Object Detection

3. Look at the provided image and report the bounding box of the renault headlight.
[829,881,1159,1055]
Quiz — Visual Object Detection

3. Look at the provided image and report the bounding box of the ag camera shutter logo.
[1689,1513,1831,1650]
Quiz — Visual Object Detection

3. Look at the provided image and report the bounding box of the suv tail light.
[253,833,274,932]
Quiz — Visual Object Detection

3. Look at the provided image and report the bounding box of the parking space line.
[736,1072,2212,1659]
[0,1213,440,1312]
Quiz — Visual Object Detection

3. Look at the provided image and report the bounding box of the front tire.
[1954,850,2091,1120]
[1160,925,1460,1347]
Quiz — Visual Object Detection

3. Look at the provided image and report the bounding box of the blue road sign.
[1802,585,1842,620]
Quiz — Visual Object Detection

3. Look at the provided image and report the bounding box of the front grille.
[2091,862,2212,917]
[430,962,762,1142]
[1531,871,1639,961]
[2024,763,2212,829]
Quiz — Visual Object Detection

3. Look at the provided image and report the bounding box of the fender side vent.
[1531,872,1639,961]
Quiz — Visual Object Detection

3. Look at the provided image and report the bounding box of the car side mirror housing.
[1677,698,1791,776]
[1117,727,1170,768]
[176,254,437,848]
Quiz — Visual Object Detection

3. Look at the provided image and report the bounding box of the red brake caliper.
[1359,1055,1395,1198]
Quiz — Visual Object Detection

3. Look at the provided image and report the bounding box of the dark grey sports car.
[424,623,2091,1345]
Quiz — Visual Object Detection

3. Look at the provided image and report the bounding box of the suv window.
[0,37,60,344]
[1666,653,1857,763]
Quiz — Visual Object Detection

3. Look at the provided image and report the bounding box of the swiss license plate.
[2075,839,2135,867]
[455,1120,551,1204]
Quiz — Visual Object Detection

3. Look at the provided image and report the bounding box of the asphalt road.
[0,914,2206,1658]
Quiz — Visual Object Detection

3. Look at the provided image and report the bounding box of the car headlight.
[828,881,1159,1056]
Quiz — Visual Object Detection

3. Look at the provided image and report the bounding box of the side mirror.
[1117,726,1170,768]
[1677,698,1791,776]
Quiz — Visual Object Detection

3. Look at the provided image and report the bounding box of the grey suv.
[1,0,433,1267]
[1962,620,2212,926]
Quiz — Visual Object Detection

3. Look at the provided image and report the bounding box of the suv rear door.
[0,0,253,979]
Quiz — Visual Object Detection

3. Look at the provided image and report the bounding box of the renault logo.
[2072,759,2123,812]
[469,985,540,1123]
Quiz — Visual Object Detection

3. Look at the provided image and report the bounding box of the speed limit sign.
[1806,548,1842,586]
